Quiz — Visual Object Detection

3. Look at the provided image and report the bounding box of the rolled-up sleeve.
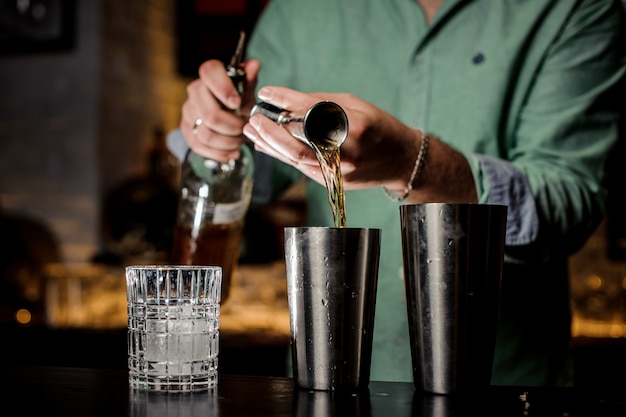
[471,0,625,258]
[474,153,539,246]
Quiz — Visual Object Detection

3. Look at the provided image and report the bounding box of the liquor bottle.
[170,32,253,303]
[170,146,253,303]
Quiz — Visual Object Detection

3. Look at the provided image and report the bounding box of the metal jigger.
[250,101,348,150]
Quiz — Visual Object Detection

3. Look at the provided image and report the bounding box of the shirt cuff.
[473,154,539,246]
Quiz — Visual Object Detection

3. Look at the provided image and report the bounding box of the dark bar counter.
[2,366,625,417]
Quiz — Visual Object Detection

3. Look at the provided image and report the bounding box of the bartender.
[173,0,626,386]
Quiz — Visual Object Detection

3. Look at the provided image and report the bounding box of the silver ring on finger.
[192,118,203,135]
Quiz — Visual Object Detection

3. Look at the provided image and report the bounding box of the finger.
[249,139,292,166]
[198,59,242,111]
[250,148,324,187]
[181,105,247,162]
[186,83,246,138]
[180,97,240,146]
[252,140,327,186]
[241,59,261,114]
[243,116,331,187]
[256,86,320,111]
[247,115,321,166]
[179,119,241,162]
[180,120,239,160]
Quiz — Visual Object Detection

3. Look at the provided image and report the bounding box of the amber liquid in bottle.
[171,220,243,303]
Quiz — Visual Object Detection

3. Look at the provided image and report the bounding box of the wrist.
[382,130,430,202]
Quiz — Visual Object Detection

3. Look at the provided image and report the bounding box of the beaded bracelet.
[382,132,430,202]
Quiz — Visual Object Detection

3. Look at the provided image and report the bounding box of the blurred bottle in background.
[96,126,179,265]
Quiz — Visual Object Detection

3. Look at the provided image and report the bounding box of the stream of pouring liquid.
[310,143,347,228]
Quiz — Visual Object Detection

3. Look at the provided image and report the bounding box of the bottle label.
[213,201,247,224]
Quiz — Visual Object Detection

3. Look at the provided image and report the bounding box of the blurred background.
[0,0,625,386]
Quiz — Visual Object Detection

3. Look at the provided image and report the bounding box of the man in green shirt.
[177,0,626,385]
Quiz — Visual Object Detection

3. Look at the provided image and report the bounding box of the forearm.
[394,131,541,254]
[395,131,478,205]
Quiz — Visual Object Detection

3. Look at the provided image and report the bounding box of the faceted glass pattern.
[126,265,222,391]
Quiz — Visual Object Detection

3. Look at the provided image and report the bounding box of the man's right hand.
[179,58,261,162]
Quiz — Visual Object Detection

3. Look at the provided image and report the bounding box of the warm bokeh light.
[42,261,290,339]
[584,274,603,290]
[16,309,32,325]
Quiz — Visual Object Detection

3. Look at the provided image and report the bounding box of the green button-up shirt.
[248,0,626,385]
